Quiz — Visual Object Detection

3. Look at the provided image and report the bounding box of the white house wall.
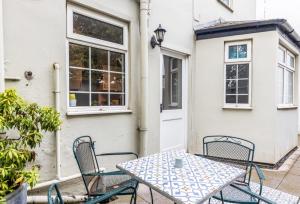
[194,31,293,164]
[2,0,257,183]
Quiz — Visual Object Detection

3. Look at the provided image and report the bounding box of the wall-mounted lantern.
[150,24,166,48]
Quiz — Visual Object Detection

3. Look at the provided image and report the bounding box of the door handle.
[160,104,163,113]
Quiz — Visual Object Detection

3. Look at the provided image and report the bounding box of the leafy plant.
[0,89,61,201]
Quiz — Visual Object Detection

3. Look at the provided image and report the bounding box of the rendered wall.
[3,0,141,181]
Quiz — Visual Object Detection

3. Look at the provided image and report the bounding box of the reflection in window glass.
[69,44,89,68]
[91,48,108,70]
[225,63,249,104]
[110,52,124,72]
[162,56,182,110]
[73,13,123,44]
[229,44,247,59]
[69,43,126,107]
[69,69,89,91]
[110,94,124,106]
[278,48,285,64]
[91,94,108,106]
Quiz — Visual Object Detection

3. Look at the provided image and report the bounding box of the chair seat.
[213,183,258,204]
[89,174,137,196]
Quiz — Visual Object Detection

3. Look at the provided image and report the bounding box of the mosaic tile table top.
[117,150,246,204]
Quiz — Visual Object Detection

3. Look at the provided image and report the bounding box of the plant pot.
[5,183,27,204]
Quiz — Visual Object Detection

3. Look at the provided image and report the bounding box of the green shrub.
[0,89,61,201]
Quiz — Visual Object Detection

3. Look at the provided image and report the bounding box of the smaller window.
[277,46,296,106]
[224,40,252,108]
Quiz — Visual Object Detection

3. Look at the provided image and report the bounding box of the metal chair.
[73,136,153,204]
[48,183,64,204]
[197,135,274,204]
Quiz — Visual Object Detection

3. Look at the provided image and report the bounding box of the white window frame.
[66,5,129,114]
[277,45,295,107]
[224,40,252,108]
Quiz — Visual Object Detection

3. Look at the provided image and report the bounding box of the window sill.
[217,0,234,12]
[66,109,133,116]
[223,106,252,110]
[277,105,298,110]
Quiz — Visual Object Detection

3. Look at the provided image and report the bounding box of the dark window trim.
[217,0,234,13]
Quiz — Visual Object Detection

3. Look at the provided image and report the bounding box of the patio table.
[116,150,246,204]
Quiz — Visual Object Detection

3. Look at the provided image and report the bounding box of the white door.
[160,52,187,151]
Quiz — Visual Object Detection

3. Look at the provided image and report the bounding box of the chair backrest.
[73,136,100,195]
[203,135,255,184]
[48,183,64,204]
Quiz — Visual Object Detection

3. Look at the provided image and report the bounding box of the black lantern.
[151,24,166,48]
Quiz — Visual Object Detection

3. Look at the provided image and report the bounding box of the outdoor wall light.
[151,24,166,48]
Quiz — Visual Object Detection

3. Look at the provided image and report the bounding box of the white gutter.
[0,0,5,92]
[139,0,150,156]
[53,63,61,180]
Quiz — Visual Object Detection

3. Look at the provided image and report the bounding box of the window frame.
[223,40,252,108]
[277,45,295,107]
[217,0,233,12]
[66,5,129,114]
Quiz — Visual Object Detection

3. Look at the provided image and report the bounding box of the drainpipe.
[53,63,61,180]
[139,0,149,156]
[0,0,5,92]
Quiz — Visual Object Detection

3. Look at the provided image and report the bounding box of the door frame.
[159,48,188,151]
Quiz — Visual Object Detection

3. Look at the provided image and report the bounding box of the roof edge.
[195,19,300,49]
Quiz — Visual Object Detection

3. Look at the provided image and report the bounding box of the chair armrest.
[230,184,276,204]
[96,152,138,159]
[83,170,126,177]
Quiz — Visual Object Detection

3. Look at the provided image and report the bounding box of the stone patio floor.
[29,144,300,203]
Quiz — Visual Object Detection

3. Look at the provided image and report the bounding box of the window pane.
[278,48,285,64]
[277,67,284,104]
[226,64,237,79]
[229,45,237,59]
[286,70,293,104]
[237,44,247,58]
[91,94,108,106]
[238,80,248,94]
[91,71,109,92]
[110,73,124,92]
[69,68,89,91]
[226,95,236,103]
[238,95,248,104]
[287,54,295,68]
[222,0,230,6]
[226,80,236,94]
[238,64,249,78]
[110,94,124,106]
[110,52,124,72]
[69,43,89,68]
[70,93,89,106]
[73,13,123,44]
[162,56,182,110]
[91,48,108,70]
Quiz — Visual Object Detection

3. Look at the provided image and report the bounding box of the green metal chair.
[48,183,64,204]
[197,135,275,204]
[73,136,152,204]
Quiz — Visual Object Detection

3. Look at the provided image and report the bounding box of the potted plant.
[0,89,61,203]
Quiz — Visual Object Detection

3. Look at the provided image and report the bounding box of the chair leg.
[133,189,137,204]
[130,193,135,204]
[149,188,154,204]
[208,198,211,204]
[220,190,224,204]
